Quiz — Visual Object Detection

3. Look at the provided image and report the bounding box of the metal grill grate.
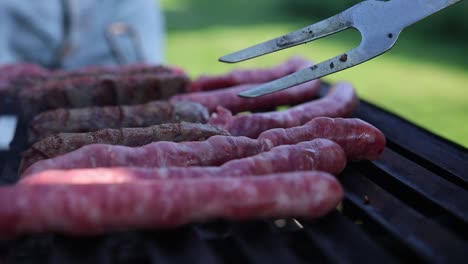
[0,84,467,263]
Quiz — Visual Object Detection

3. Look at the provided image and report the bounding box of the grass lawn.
[161,0,468,147]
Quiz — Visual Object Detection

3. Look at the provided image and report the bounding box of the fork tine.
[237,44,377,98]
[219,12,352,63]
[238,22,404,98]
[229,0,460,98]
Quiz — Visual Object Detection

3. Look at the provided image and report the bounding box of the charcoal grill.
[0,84,467,264]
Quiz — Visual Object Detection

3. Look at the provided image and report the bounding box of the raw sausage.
[21,117,384,176]
[19,122,229,174]
[188,56,313,92]
[258,117,386,161]
[21,138,347,183]
[170,80,321,114]
[0,171,343,237]
[209,81,359,138]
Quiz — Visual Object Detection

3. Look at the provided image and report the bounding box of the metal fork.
[219,0,463,98]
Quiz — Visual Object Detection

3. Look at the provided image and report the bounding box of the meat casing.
[19,122,229,174]
[18,72,189,118]
[21,138,347,184]
[27,101,210,143]
[210,81,359,138]
[21,117,385,176]
[1,171,343,237]
[258,117,386,161]
[188,56,312,92]
[170,80,321,114]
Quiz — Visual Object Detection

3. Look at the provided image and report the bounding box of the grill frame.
[0,83,467,263]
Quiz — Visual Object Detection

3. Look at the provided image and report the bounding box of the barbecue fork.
[219,0,464,98]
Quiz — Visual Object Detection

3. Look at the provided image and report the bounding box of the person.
[0,0,165,70]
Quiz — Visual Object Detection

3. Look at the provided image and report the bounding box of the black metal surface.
[1,84,467,263]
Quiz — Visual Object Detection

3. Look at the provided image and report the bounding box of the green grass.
[162,0,468,147]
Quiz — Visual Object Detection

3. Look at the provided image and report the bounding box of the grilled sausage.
[19,72,189,118]
[28,101,210,143]
[0,64,48,93]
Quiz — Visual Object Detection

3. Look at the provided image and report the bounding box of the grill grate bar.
[355,155,468,237]
[229,222,305,264]
[301,212,397,264]
[204,233,251,264]
[352,100,468,190]
[341,168,468,263]
[147,227,222,264]
[374,148,468,224]
[278,229,332,263]
[49,236,109,264]
[103,232,156,264]
[5,235,54,264]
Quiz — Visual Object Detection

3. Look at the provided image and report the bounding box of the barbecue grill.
[0,83,467,263]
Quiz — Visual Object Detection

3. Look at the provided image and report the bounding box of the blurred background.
[161,0,468,147]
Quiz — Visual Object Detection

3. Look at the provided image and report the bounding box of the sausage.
[19,122,230,174]
[21,136,262,177]
[28,101,210,143]
[21,138,347,184]
[209,81,359,138]
[170,79,321,114]
[2,64,184,101]
[0,171,343,237]
[0,63,48,93]
[188,56,313,92]
[18,72,189,118]
[46,64,185,80]
[28,65,186,92]
[258,117,386,161]
[21,117,384,177]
